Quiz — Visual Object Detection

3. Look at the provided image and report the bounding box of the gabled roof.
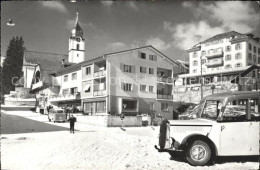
[104,45,178,65]
[24,50,68,71]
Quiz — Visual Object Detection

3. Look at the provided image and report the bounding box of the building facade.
[27,12,179,120]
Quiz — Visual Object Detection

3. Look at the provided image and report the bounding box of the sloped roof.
[24,50,68,71]
[201,31,242,44]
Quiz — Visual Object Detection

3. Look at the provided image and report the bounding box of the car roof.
[203,91,260,101]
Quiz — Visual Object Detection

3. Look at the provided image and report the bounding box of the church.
[22,12,179,122]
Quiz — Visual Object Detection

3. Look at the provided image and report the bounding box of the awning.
[84,84,91,92]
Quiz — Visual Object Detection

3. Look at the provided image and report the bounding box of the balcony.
[93,90,107,96]
[206,49,223,59]
[157,77,173,83]
[94,70,107,78]
[157,94,173,100]
[206,58,224,67]
[49,93,80,102]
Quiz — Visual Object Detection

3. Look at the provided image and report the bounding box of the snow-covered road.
[1,110,259,170]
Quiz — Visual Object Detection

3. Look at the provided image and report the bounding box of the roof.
[104,45,178,65]
[231,65,260,83]
[24,50,68,71]
[201,31,242,44]
[204,91,260,101]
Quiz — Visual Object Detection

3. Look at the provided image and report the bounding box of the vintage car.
[155,91,260,166]
[48,109,66,123]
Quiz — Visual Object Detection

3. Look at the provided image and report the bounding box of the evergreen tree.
[2,36,26,95]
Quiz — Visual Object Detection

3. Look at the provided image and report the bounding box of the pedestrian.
[120,113,125,129]
[68,115,77,134]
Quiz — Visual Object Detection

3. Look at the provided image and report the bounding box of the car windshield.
[201,100,222,120]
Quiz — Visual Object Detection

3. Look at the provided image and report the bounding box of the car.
[48,109,66,123]
[155,91,260,166]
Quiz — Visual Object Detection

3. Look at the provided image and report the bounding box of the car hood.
[168,119,213,126]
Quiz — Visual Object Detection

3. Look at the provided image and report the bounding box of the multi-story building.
[176,31,260,87]
[27,12,178,120]
[173,31,260,103]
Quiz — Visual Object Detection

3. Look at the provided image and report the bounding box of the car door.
[219,99,251,156]
[248,98,260,155]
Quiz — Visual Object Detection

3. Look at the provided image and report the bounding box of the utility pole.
[200,55,203,99]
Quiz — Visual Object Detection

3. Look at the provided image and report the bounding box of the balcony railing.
[157,77,173,83]
[94,70,107,77]
[206,58,224,67]
[49,93,80,101]
[157,94,173,100]
[206,50,223,59]
[93,90,107,96]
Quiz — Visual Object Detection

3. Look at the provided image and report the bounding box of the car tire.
[185,140,211,166]
[54,121,56,123]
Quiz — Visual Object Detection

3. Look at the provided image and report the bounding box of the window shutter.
[121,82,124,90]
[120,63,124,71]
[154,55,157,61]
[138,51,141,58]
[131,65,135,73]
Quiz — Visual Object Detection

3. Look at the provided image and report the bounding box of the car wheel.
[185,140,211,166]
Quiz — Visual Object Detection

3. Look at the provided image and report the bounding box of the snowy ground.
[1,110,259,170]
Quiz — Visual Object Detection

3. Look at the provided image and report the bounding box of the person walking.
[68,115,77,134]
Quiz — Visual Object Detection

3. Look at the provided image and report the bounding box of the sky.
[1,1,260,62]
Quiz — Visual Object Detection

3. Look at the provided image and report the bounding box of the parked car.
[48,109,66,123]
[155,91,260,166]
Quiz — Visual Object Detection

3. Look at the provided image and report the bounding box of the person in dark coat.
[68,115,77,134]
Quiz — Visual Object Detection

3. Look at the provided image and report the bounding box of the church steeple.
[71,12,83,38]
[68,12,85,63]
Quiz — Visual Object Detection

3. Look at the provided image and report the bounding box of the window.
[193,52,197,58]
[123,65,132,73]
[161,103,169,111]
[62,88,69,95]
[235,43,241,50]
[64,75,68,82]
[149,68,154,74]
[76,44,79,50]
[222,99,249,122]
[84,102,92,112]
[193,60,198,66]
[149,86,154,92]
[140,85,146,92]
[149,54,156,61]
[225,64,232,69]
[225,45,231,52]
[249,43,252,50]
[235,53,242,60]
[202,51,206,56]
[253,55,256,62]
[248,53,252,60]
[258,48,260,55]
[201,59,206,64]
[140,52,146,59]
[235,63,242,68]
[225,54,231,61]
[96,101,106,113]
[70,87,78,95]
[193,69,197,73]
[85,67,91,75]
[253,46,256,53]
[72,72,77,80]
[201,100,221,120]
[140,66,147,73]
[258,57,260,64]
[149,102,154,110]
[122,83,132,91]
